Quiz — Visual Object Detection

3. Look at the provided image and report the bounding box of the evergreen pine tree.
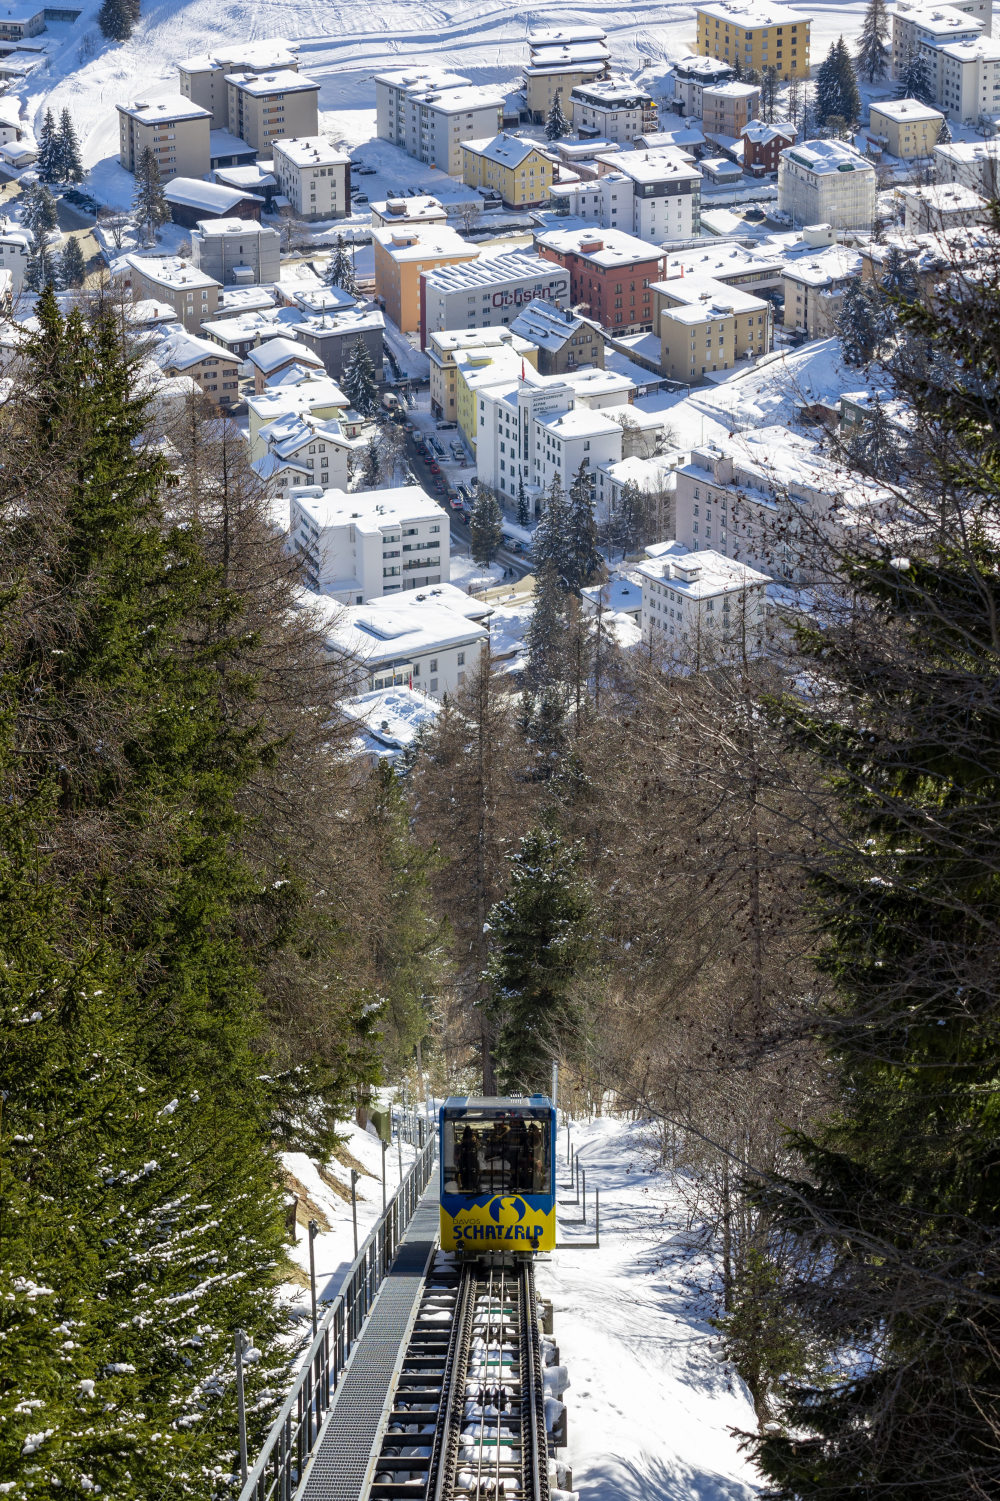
[844,394,901,481]
[938,113,953,143]
[896,50,934,104]
[531,475,573,583]
[23,228,56,292]
[815,43,842,126]
[326,232,357,293]
[856,0,891,82]
[815,37,860,126]
[59,234,86,289]
[545,94,570,140]
[516,473,530,528]
[835,276,890,365]
[341,335,380,415]
[880,242,920,300]
[834,36,861,126]
[361,432,381,487]
[524,559,569,689]
[97,0,134,40]
[0,290,289,1496]
[483,822,590,1093]
[567,460,602,591]
[469,483,503,565]
[21,181,58,234]
[131,145,168,243]
[36,107,59,182]
[58,106,84,183]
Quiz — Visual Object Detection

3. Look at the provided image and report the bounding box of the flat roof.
[637,541,770,595]
[654,272,770,311]
[594,147,701,183]
[292,482,444,532]
[695,0,809,26]
[536,225,665,266]
[406,84,505,113]
[782,138,874,174]
[126,253,218,289]
[118,93,211,123]
[896,6,983,34]
[422,249,558,292]
[225,69,318,96]
[937,34,1000,59]
[374,67,470,90]
[273,135,350,166]
[373,223,476,262]
[870,97,944,122]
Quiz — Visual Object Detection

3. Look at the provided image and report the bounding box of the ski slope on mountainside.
[19,0,872,209]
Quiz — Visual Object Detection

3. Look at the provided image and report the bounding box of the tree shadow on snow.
[580,1451,756,1501]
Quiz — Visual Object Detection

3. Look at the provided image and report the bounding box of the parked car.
[352,193,368,204]
[450,441,465,460]
[450,495,464,509]
[436,419,457,430]
[429,462,441,475]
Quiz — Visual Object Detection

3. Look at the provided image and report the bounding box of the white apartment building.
[473,370,624,512]
[569,76,658,142]
[671,53,735,115]
[782,244,862,337]
[891,3,987,87]
[777,138,877,230]
[934,35,1000,119]
[419,252,570,346]
[271,137,351,220]
[636,541,770,664]
[899,179,989,230]
[289,483,448,601]
[303,586,490,699]
[374,68,505,175]
[549,148,702,240]
[933,136,1000,191]
[0,226,30,293]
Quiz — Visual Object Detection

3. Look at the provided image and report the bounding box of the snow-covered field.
[283,1108,760,1498]
[18,0,874,210]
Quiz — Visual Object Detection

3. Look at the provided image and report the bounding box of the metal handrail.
[239,1130,436,1501]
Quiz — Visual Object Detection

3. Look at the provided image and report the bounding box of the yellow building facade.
[868,100,944,159]
[695,3,810,80]
[460,135,554,208]
[427,328,536,421]
[453,345,539,448]
[372,225,479,334]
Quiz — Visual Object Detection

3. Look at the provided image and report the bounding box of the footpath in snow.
[539,1115,760,1501]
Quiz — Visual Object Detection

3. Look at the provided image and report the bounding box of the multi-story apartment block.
[117,95,212,182]
[899,179,989,231]
[123,254,221,332]
[524,25,611,119]
[289,307,386,384]
[189,218,281,285]
[305,586,491,699]
[427,328,538,420]
[290,483,448,601]
[509,301,606,375]
[777,138,877,229]
[247,373,350,453]
[701,80,760,144]
[549,148,703,240]
[891,3,986,89]
[370,195,448,230]
[0,7,46,41]
[672,52,736,114]
[225,70,319,154]
[569,76,658,142]
[271,137,351,220]
[419,251,570,347]
[636,541,770,664]
[536,226,667,334]
[459,133,554,207]
[869,97,945,156]
[372,224,479,334]
[782,244,862,337]
[374,69,505,175]
[695,1,811,79]
[151,327,242,406]
[178,40,299,127]
[654,276,772,380]
[254,413,361,495]
[933,35,1000,118]
[934,136,1000,191]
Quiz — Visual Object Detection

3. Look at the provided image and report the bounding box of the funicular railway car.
[439,1095,557,1253]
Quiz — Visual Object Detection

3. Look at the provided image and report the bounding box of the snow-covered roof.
[209,130,257,161]
[291,306,386,339]
[636,542,770,598]
[273,135,351,167]
[703,80,760,100]
[528,41,611,67]
[899,181,988,212]
[246,336,323,373]
[291,483,443,534]
[568,76,655,106]
[509,300,588,349]
[193,216,275,238]
[262,412,351,458]
[528,25,607,45]
[535,405,621,439]
[179,40,298,73]
[163,178,261,213]
[694,0,809,26]
[742,118,795,144]
[461,133,545,169]
[936,33,1000,59]
[374,67,470,91]
[655,273,770,314]
[126,254,219,291]
[300,587,490,663]
[420,250,556,293]
[152,327,240,371]
[781,138,874,176]
[0,96,22,129]
[781,244,861,287]
[214,163,277,190]
[593,147,701,184]
[373,223,474,262]
[898,7,984,37]
[225,69,318,96]
[672,52,736,79]
[117,94,211,123]
[564,366,635,401]
[406,83,505,113]
[536,225,664,267]
[869,97,944,123]
[341,686,441,754]
[581,577,643,614]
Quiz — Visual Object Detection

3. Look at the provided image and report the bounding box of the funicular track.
[369,1257,551,1501]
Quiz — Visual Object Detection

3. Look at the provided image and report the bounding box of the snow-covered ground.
[16,0,878,208]
[539,1115,759,1501]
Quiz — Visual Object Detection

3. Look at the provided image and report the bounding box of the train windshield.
[442,1108,552,1197]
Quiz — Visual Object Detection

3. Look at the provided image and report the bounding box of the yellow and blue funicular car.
[439,1095,557,1255]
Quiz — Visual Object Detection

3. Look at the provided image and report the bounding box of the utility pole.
[308,1219,319,1337]
[350,1169,360,1259]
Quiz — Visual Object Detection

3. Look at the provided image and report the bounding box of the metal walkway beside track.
[297,1188,441,1501]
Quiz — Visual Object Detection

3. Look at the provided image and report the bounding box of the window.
[457,652,465,666]
[430,658,438,672]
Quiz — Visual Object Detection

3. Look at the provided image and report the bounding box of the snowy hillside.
[19,0,873,209]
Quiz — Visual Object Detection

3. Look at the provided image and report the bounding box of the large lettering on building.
[491,280,568,309]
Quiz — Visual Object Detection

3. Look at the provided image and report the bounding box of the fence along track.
[371,1258,550,1501]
